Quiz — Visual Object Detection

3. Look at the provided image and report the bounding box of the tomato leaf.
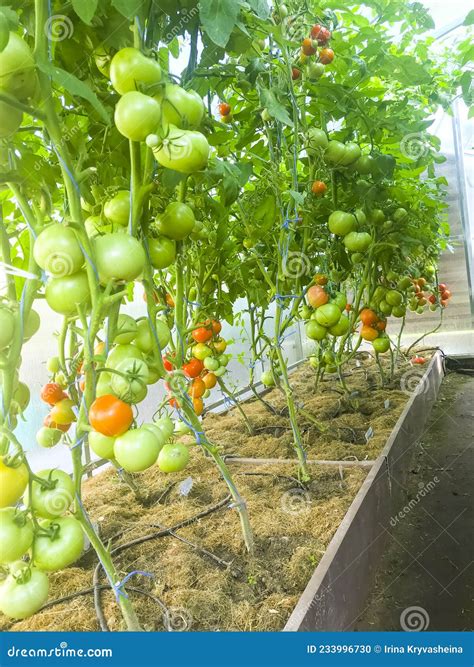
[246,0,270,19]
[199,0,240,48]
[258,86,293,127]
[112,0,145,20]
[36,61,110,124]
[463,9,474,25]
[71,0,98,24]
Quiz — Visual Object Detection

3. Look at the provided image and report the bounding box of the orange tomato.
[311,180,327,196]
[40,383,68,406]
[313,273,328,286]
[165,293,175,308]
[319,48,334,64]
[192,327,213,344]
[182,358,204,378]
[44,414,70,432]
[218,102,231,116]
[190,378,206,399]
[307,285,329,308]
[211,319,222,335]
[94,341,106,357]
[360,308,378,327]
[302,38,316,56]
[203,372,217,390]
[89,395,133,437]
[360,325,379,341]
[375,319,387,331]
[193,397,204,416]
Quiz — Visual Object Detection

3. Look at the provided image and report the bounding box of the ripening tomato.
[218,102,231,116]
[40,383,67,406]
[428,294,436,304]
[213,339,227,354]
[0,457,28,508]
[313,274,328,286]
[375,319,387,331]
[307,285,329,309]
[319,48,334,64]
[441,289,451,300]
[50,398,76,425]
[311,180,327,196]
[310,24,322,39]
[316,27,331,44]
[192,327,213,344]
[193,397,204,416]
[166,293,175,308]
[182,358,204,378]
[162,356,174,371]
[360,308,378,327]
[360,325,379,341]
[412,356,426,365]
[291,67,301,80]
[438,283,447,292]
[210,320,222,335]
[43,414,70,433]
[89,395,134,437]
[302,38,316,56]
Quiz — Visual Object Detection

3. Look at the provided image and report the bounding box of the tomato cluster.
[298,23,334,77]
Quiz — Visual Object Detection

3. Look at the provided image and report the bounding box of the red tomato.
[441,289,451,300]
[428,294,436,304]
[162,356,174,371]
[440,299,448,308]
[412,356,426,365]
[375,319,387,331]
[40,383,68,406]
[89,395,133,437]
[311,180,327,196]
[319,48,334,64]
[192,327,213,344]
[317,27,331,44]
[182,358,204,378]
[438,283,447,292]
[292,67,301,80]
[211,320,222,335]
[310,24,322,39]
[218,102,231,116]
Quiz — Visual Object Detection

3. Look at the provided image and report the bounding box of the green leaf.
[199,0,240,48]
[72,0,98,24]
[112,0,144,20]
[37,61,110,124]
[463,9,474,25]
[258,86,293,127]
[246,0,270,19]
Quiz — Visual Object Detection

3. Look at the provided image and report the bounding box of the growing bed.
[0,352,442,632]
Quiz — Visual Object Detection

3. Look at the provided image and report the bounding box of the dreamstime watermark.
[44,15,74,42]
[34,124,83,172]
[7,641,112,658]
[282,251,311,279]
[164,6,199,42]
[400,367,431,396]
[390,476,440,527]
[400,132,430,161]
[165,606,193,631]
[280,488,311,515]
[400,606,430,631]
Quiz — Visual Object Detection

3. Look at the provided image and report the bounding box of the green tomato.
[393,207,408,222]
[142,423,166,447]
[94,233,146,283]
[308,62,325,80]
[213,365,226,377]
[385,289,403,306]
[325,364,338,374]
[328,315,350,337]
[0,509,33,563]
[351,252,364,265]
[45,271,90,315]
[397,276,412,291]
[36,426,62,448]
[155,202,195,241]
[204,356,219,371]
[159,83,204,128]
[368,209,385,225]
[355,155,374,175]
[96,371,113,397]
[0,32,37,101]
[305,320,327,341]
[373,286,386,303]
[0,307,15,350]
[340,142,361,166]
[0,563,49,620]
[354,209,367,225]
[217,354,229,367]
[379,300,392,316]
[0,100,22,137]
[114,91,161,142]
[89,431,115,459]
[315,303,342,328]
[174,420,192,436]
[34,517,84,572]
[34,224,84,277]
[299,304,312,320]
[114,314,138,344]
[386,270,398,282]
[110,47,161,95]
[343,231,372,253]
[328,211,357,236]
[153,416,174,441]
[111,357,149,403]
[392,304,406,318]
[372,337,390,354]
[331,291,347,311]
[134,318,170,353]
[114,427,162,472]
[107,344,144,369]
[325,140,347,165]
[146,126,210,174]
[28,469,74,519]
[46,356,60,374]
[307,127,328,153]
[158,443,190,473]
[260,370,275,386]
[85,215,113,238]
[104,190,130,227]
[148,236,176,269]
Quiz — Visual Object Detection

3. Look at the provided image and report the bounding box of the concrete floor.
[355,369,474,631]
